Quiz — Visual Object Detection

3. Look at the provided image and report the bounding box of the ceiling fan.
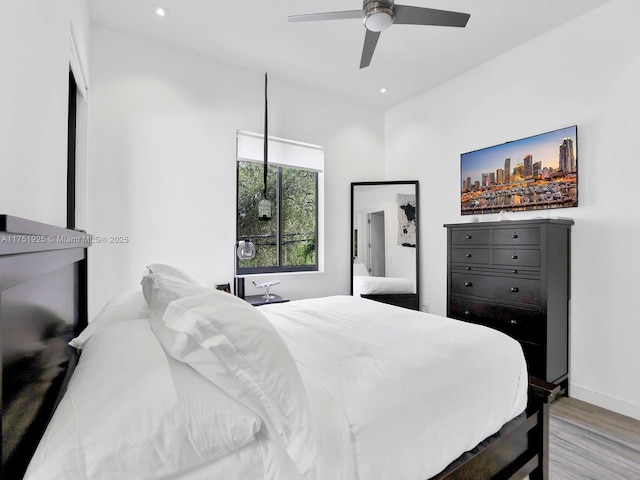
[288,1,470,69]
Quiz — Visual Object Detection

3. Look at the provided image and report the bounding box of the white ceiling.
[89,0,611,110]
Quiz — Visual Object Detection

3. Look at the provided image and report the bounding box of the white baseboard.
[569,384,640,421]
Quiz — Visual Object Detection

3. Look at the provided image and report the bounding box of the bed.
[1,216,559,480]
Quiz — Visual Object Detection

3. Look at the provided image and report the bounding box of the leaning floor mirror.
[351,181,420,310]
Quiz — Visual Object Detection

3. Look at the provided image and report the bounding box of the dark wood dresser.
[445,218,573,390]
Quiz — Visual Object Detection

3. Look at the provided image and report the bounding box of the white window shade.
[236,131,324,172]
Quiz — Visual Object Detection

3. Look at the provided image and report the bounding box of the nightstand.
[244,294,289,307]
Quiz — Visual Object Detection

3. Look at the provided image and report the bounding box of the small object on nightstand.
[244,294,289,307]
[251,280,280,299]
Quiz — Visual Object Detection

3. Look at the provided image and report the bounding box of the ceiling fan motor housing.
[362,0,394,32]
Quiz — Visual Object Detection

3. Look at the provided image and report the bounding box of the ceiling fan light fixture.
[363,2,394,32]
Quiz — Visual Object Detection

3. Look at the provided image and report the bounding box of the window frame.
[235,131,323,276]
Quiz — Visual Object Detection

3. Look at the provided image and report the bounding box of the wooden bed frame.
[1,215,557,480]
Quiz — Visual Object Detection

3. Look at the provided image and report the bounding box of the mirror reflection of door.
[367,211,385,277]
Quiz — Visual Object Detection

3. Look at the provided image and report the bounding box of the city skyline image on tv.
[460,125,578,216]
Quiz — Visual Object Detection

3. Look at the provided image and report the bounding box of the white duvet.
[262,296,528,480]
[26,293,527,480]
[160,295,527,480]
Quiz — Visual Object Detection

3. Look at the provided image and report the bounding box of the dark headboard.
[1,215,90,479]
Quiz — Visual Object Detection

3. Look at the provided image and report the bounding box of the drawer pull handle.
[464,282,473,287]
[512,233,518,239]
[464,310,471,317]
[512,269,518,274]
[511,254,518,260]
[510,287,519,293]
[509,319,518,325]
[466,266,471,271]
[466,253,472,258]
[465,235,472,240]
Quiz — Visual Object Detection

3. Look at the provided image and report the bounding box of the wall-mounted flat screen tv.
[461,125,577,216]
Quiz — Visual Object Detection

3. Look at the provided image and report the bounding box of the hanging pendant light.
[258,71,272,221]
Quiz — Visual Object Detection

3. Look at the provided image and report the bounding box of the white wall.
[0,0,90,226]
[385,0,640,420]
[87,26,385,317]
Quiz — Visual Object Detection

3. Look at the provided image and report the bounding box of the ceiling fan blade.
[360,30,381,69]
[394,5,470,27]
[288,10,361,23]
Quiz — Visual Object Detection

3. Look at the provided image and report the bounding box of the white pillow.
[141,272,211,315]
[25,319,261,480]
[69,290,149,349]
[142,273,316,474]
[142,263,201,301]
[145,263,200,284]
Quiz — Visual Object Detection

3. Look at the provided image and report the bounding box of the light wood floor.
[549,397,640,479]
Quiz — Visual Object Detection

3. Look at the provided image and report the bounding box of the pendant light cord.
[263,72,268,199]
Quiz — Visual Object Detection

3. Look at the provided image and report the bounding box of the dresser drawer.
[492,248,541,267]
[451,265,539,277]
[451,273,541,306]
[449,296,544,344]
[451,229,490,245]
[492,227,540,246]
[451,247,489,264]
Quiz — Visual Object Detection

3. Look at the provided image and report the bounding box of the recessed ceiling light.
[155,6,168,17]
[380,87,388,93]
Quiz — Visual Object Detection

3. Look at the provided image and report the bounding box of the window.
[236,132,323,275]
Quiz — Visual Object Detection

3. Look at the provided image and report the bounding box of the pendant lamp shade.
[236,240,256,260]
[258,198,271,221]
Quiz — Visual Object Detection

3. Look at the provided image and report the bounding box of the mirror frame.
[350,180,420,310]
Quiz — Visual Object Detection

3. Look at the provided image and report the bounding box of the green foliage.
[237,161,317,271]
[237,161,277,268]
[300,239,316,262]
